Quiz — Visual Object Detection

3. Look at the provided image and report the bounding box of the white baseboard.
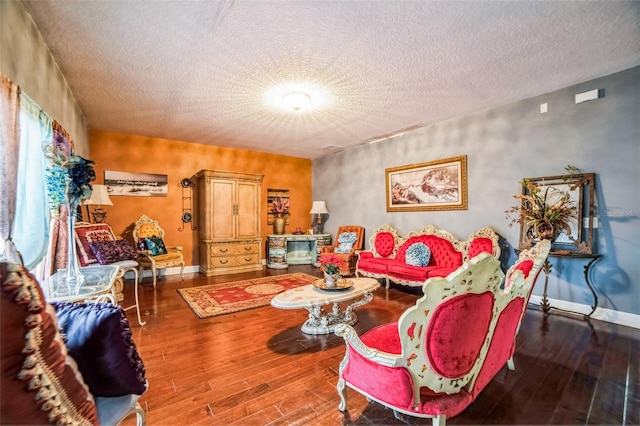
[529,295,640,329]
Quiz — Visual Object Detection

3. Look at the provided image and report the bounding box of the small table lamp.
[84,184,113,223]
[309,201,329,234]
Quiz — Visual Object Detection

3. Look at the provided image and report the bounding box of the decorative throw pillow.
[335,232,358,254]
[143,236,168,256]
[89,240,138,265]
[1,262,98,424]
[52,302,147,397]
[74,223,117,266]
[405,242,431,267]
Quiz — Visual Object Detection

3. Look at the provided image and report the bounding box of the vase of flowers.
[319,254,343,288]
[505,170,577,245]
[45,140,95,290]
[272,196,289,235]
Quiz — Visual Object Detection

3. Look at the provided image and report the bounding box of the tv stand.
[267,234,331,269]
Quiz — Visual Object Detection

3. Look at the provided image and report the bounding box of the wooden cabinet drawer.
[210,256,236,267]
[210,244,235,256]
[236,254,259,265]
[236,243,259,255]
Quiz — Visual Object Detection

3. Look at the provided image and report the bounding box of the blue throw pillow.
[405,242,431,267]
[144,236,168,256]
[52,302,146,397]
[335,232,357,254]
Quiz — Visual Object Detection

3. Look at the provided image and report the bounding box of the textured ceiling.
[21,0,640,159]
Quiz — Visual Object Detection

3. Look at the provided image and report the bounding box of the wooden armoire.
[195,170,264,276]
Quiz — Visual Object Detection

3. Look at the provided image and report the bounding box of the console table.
[534,251,603,319]
[267,234,331,268]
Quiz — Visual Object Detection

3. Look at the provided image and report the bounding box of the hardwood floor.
[120,265,639,425]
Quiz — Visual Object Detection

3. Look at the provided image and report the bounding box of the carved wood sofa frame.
[355,224,500,289]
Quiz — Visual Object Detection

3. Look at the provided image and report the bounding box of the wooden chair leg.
[151,266,157,288]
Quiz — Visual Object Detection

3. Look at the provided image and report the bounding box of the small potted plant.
[319,254,343,288]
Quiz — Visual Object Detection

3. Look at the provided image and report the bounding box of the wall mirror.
[518,172,596,254]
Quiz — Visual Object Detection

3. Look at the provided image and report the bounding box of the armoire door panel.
[236,181,259,239]
[211,180,235,239]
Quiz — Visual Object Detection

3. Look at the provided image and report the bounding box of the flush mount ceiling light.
[264,83,329,113]
[282,91,311,111]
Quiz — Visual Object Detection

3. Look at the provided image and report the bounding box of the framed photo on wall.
[104,171,168,197]
[385,155,468,212]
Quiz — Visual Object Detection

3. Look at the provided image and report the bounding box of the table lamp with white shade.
[309,201,329,234]
[84,184,113,223]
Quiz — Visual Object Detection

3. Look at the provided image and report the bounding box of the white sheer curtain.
[0,72,21,264]
[13,94,52,269]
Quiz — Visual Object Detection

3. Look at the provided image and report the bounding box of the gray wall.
[313,66,640,316]
[0,0,88,155]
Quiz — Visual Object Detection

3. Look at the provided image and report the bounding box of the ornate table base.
[301,293,373,335]
[271,277,380,335]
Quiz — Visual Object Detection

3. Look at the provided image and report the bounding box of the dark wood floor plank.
[116,268,639,425]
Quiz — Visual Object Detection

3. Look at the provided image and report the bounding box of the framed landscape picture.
[104,171,168,197]
[385,155,467,212]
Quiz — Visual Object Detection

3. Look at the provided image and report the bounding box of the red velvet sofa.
[356,224,500,288]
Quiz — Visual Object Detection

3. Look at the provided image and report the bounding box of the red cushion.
[357,257,392,274]
[374,232,396,257]
[387,262,433,281]
[467,237,494,259]
[426,292,494,377]
[361,322,402,353]
[386,262,456,283]
[1,263,98,425]
[514,259,534,278]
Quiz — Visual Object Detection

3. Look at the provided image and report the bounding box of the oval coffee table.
[270,277,380,335]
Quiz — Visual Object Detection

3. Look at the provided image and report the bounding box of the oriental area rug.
[178,273,318,319]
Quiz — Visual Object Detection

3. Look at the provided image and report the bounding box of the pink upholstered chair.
[335,240,551,425]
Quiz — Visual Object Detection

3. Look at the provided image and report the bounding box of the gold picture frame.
[385,155,468,212]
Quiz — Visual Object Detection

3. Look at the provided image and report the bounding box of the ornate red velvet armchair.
[335,240,551,425]
[320,225,365,276]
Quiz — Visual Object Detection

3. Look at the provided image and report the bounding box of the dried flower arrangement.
[271,196,290,217]
[505,165,580,242]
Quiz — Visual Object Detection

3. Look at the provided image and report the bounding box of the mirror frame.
[518,172,596,254]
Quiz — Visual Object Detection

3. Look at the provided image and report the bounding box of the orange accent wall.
[89,130,312,267]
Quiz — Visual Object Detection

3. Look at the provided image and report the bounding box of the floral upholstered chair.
[133,215,185,287]
[335,240,551,425]
[319,225,365,276]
